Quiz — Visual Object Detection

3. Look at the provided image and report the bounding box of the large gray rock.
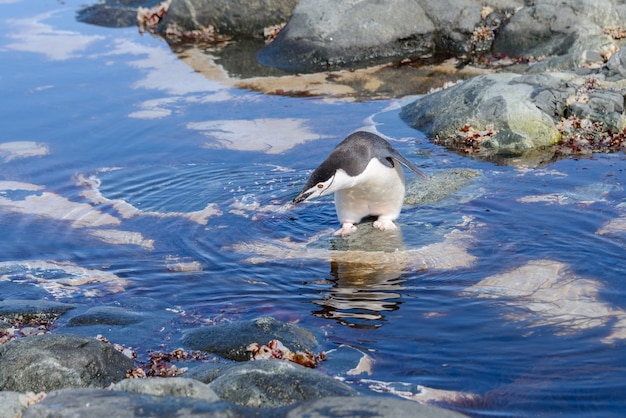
[0,391,39,418]
[257,0,625,73]
[0,334,133,392]
[286,396,468,418]
[257,0,438,72]
[182,316,319,361]
[207,360,357,407]
[22,388,256,418]
[111,377,220,401]
[400,73,563,154]
[158,0,299,38]
[493,0,625,59]
[400,72,626,159]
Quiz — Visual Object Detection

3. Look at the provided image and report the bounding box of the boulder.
[158,0,299,38]
[257,0,438,72]
[77,0,162,27]
[182,316,319,361]
[0,334,133,392]
[400,72,626,159]
[207,360,357,407]
[400,73,563,155]
[21,388,253,418]
[111,377,220,401]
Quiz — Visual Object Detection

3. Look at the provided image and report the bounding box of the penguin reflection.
[312,224,409,329]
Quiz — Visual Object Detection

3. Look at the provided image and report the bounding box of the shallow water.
[2,2,626,417]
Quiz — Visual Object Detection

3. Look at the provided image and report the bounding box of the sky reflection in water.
[1,2,626,416]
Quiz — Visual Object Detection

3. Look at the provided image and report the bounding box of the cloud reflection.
[4,12,105,60]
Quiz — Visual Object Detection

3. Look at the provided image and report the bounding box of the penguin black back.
[303,131,425,191]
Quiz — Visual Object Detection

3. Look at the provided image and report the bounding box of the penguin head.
[293,162,353,204]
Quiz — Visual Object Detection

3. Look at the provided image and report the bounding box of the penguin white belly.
[334,158,406,228]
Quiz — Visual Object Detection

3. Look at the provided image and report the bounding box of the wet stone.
[185,362,238,384]
[207,360,358,408]
[182,316,319,361]
[404,168,482,205]
[21,388,259,418]
[0,299,76,317]
[0,334,134,392]
[111,377,220,401]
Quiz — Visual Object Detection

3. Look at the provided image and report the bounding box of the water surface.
[1,2,626,417]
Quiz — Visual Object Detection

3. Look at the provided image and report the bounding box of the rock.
[400,73,563,155]
[0,299,76,318]
[256,0,540,73]
[404,168,481,205]
[111,377,220,401]
[158,0,299,38]
[21,388,256,418]
[77,0,162,28]
[604,46,626,82]
[493,0,623,60]
[185,362,237,384]
[207,360,358,407]
[285,396,468,417]
[400,71,626,161]
[59,298,179,348]
[0,391,43,418]
[257,0,437,72]
[182,317,319,361]
[0,334,133,392]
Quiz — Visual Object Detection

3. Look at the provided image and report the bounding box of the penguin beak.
[293,190,313,204]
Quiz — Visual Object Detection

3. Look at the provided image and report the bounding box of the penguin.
[293,131,427,236]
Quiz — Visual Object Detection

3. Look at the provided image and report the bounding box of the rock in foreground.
[0,334,133,392]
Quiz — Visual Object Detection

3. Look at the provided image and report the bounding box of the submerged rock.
[405,168,481,205]
[0,334,133,392]
[463,259,626,343]
[182,316,319,361]
[207,360,357,407]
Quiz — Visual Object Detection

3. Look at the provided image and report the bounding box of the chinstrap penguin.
[293,131,427,236]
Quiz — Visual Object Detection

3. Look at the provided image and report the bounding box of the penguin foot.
[373,218,397,231]
[334,223,358,236]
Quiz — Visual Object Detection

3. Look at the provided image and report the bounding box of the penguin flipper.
[387,152,428,179]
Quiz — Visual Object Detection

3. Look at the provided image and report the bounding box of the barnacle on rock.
[435,123,498,154]
[247,339,326,368]
[555,116,626,155]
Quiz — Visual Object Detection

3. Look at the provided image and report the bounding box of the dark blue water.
[2,2,626,417]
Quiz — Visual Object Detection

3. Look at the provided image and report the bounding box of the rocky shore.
[13,0,625,416]
[78,0,626,166]
[0,300,468,417]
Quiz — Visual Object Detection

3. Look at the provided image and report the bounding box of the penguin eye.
[316,183,324,189]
